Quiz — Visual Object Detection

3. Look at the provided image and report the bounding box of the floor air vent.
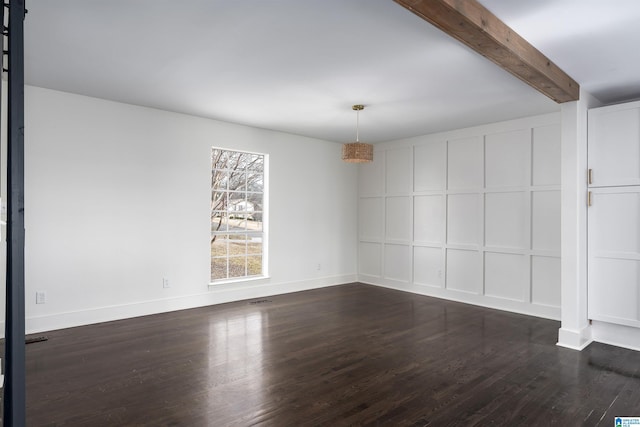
[249,299,272,305]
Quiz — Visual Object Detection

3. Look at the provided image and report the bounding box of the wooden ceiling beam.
[394,0,580,103]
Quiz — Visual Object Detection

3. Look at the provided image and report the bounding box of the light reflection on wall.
[207,310,268,420]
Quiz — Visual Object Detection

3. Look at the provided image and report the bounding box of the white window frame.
[210,148,268,283]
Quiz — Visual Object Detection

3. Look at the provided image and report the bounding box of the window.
[211,148,266,282]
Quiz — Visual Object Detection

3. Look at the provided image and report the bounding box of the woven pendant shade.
[342,142,373,163]
[342,104,373,163]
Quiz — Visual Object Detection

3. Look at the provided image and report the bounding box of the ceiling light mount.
[342,104,373,163]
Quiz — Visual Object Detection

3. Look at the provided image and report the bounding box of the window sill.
[208,275,271,287]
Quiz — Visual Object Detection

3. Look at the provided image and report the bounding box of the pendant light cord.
[352,104,364,143]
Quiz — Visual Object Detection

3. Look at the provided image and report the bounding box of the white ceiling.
[24,0,640,143]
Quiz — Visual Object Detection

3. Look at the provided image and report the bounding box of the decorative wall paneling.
[588,100,640,330]
[359,114,561,320]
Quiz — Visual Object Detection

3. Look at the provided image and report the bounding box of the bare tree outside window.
[211,148,265,281]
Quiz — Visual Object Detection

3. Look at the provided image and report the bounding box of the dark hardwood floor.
[4,283,640,426]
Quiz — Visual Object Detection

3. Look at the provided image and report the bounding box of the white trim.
[556,326,593,350]
[5,274,356,338]
[591,320,640,352]
[209,275,271,286]
[359,276,560,320]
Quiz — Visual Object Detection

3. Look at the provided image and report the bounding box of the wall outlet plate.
[36,291,46,304]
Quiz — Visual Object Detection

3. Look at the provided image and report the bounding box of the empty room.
[1,0,640,425]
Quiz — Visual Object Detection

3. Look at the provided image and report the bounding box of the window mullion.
[211,148,265,282]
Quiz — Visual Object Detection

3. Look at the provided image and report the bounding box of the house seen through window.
[211,148,266,282]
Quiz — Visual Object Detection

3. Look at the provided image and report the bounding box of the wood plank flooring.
[3,283,640,426]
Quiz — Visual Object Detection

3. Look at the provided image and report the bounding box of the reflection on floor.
[16,283,640,425]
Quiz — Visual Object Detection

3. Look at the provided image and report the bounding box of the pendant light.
[342,104,373,163]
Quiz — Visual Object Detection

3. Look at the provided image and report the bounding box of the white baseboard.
[0,274,356,338]
[556,326,593,350]
[591,321,640,352]
[359,275,561,321]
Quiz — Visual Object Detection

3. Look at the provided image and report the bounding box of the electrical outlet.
[317,263,321,271]
[162,278,170,288]
[36,291,46,304]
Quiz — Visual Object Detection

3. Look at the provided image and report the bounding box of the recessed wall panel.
[447,194,480,245]
[359,242,382,277]
[590,258,639,322]
[532,190,561,252]
[359,151,384,195]
[446,249,482,294]
[485,252,526,301]
[384,244,411,282]
[414,141,446,191]
[386,196,411,241]
[485,129,530,188]
[414,195,444,244]
[386,147,411,194]
[589,106,640,187]
[592,191,640,254]
[359,197,383,240]
[532,124,561,186]
[414,246,443,287]
[448,136,483,190]
[531,256,560,307]
[485,192,526,249]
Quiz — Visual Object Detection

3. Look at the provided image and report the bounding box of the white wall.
[358,113,562,320]
[1,86,357,335]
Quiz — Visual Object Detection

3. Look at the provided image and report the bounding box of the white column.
[558,89,601,350]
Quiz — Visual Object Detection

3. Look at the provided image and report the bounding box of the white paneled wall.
[358,114,561,320]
